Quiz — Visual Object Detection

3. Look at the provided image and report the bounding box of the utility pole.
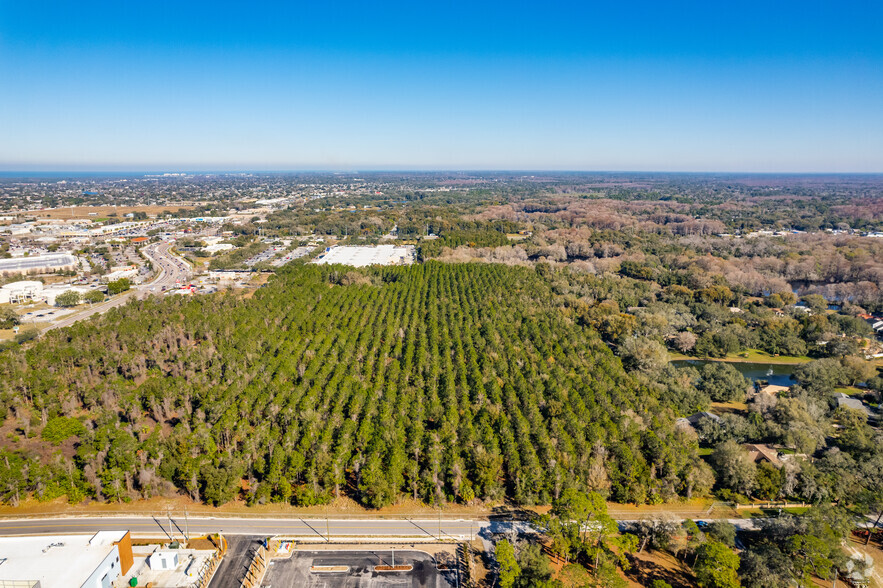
[184,508,189,542]
[438,506,442,541]
[167,509,173,542]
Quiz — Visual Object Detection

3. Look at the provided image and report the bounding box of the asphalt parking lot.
[263,549,457,588]
[208,536,263,588]
[245,245,283,267]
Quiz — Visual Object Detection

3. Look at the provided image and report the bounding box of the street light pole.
[325,506,330,543]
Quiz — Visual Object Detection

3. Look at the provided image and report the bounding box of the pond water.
[672,359,797,387]
[788,280,846,308]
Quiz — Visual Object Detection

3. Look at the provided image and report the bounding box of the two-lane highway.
[0,516,491,540]
[0,514,788,540]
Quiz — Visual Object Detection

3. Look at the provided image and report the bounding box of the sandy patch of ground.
[22,205,195,219]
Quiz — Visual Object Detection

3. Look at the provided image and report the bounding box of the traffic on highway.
[41,241,191,333]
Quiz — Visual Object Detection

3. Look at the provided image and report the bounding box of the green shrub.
[41,417,86,444]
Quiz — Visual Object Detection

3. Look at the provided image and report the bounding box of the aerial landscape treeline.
[1,172,882,587]
[0,260,880,510]
[1,175,882,515]
[0,262,706,507]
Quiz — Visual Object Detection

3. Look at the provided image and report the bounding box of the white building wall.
[79,546,121,588]
[0,281,44,305]
[43,286,92,306]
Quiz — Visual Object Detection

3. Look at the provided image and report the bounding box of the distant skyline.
[1,1,882,172]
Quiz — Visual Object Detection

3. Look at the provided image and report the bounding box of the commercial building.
[0,281,43,305]
[312,245,416,267]
[0,530,133,588]
[0,254,78,277]
[208,269,254,282]
[88,221,150,236]
[103,266,138,282]
[43,285,94,306]
[203,243,235,254]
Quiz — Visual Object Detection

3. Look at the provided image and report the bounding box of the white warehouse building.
[0,530,134,588]
[0,280,43,304]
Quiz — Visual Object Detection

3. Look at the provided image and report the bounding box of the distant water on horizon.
[0,171,159,179]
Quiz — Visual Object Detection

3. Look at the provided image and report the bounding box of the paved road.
[0,516,488,540]
[0,514,776,541]
[142,240,191,291]
[41,241,190,333]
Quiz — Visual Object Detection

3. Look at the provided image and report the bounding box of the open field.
[835,386,869,396]
[669,349,813,364]
[710,400,749,414]
[0,323,48,341]
[17,205,195,219]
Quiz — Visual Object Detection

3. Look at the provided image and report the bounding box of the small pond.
[672,359,797,387]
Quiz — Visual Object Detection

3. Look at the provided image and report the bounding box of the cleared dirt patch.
[22,205,194,220]
[622,548,698,588]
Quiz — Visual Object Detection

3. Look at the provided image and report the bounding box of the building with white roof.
[88,221,151,236]
[43,285,95,306]
[312,245,415,267]
[0,254,78,277]
[0,280,43,304]
[204,243,235,254]
[102,266,138,283]
[0,530,133,588]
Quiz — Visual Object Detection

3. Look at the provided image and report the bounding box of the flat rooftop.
[0,254,77,272]
[123,546,217,588]
[312,245,415,267]
[0,531,126,588]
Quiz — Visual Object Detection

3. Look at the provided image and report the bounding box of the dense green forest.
[0,263,704,507]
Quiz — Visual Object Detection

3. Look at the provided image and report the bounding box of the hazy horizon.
[4,169,883,177]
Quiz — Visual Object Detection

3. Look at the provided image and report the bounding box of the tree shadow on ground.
[623,551,698,588]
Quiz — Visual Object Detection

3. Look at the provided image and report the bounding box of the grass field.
[710,400,749,414]
[0,324,48,341]
[18,205,194,220]
[669,349,813,365]
[835,386,868,396]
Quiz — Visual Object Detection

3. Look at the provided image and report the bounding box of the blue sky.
[1,1,881,171]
